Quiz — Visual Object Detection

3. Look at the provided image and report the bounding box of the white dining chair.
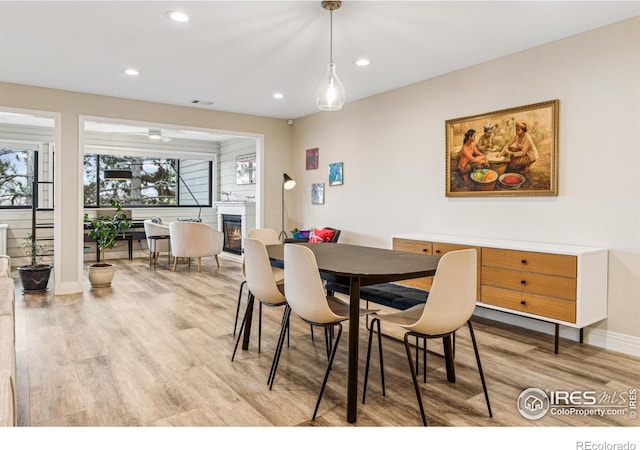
[362,248,491,426]
[233,228,283,336]
[231,237,288,361]
[268,244,377,421]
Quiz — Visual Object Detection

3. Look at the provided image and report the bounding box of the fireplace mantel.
[215,202,256,253]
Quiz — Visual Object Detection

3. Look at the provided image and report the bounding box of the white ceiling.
[1,1,640,121]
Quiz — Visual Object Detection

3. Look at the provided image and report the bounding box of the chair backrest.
[144,219,169,236]
[144,219,170,252]
[243,238,285,305]
[169,222,223,258]
[284,244,347,325]
[410,249,477,336]
[325,227,341,243]
[247,228,280,245]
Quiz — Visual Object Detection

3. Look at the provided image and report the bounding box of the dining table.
[240,242,441,423]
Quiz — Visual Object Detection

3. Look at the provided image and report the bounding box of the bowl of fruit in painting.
[471,169,498,191]
[498,172,525,189]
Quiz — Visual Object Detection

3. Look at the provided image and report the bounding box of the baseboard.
[220,252,242,263]
[473,308,640,357]
[585,328,640,358]
[52,280,84,295]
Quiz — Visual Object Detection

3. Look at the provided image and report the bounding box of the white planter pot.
[88,263,115,288]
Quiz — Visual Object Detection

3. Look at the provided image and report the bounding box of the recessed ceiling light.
[123,68,139,76]
[355,58,371,67]
[166,10,189,23]
[272,92,285,100]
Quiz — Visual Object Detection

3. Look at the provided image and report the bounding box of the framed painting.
[306,148,319,170]
[311,182,325,204]
[445,99,558,197]
[328,162,343,186]
[236,153,256,184]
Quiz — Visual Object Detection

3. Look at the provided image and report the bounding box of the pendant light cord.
[329,10,333,64]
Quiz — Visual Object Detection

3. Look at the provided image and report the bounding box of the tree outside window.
[84,154,210,207]
[0,148,32,206]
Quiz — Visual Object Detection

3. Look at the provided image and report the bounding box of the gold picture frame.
[446,99,559,197]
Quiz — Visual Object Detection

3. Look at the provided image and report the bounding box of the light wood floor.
[10,255,640,427]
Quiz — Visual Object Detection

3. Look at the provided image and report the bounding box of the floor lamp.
[279,173,296,242]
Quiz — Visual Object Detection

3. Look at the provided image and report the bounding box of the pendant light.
[316,1,345,111]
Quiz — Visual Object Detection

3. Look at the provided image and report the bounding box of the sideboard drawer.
[482,247,577,278]
[392,238,433,255]
[481,266,577,301]
[481,285,576,323]
[392,238,433,290]
[432,241,476,256]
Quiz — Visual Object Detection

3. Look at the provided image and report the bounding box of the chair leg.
[415,335,419,378]
[215,254,220,267]
[233,281,246,337]
[172,257,178,271]
[268,305,291,389]
[197,256,202,272]
[312,322,342,421]
[423,337,427,383]
[231,293,254,361]
[258,302,263,354]
[363,317,384,404]
[467,321,492,418]
[310,325,315,342]
[404,333,427,426]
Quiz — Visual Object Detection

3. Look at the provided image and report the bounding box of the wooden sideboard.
[393,233,608,353]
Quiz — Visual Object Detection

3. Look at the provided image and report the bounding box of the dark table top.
[266,242,440,284]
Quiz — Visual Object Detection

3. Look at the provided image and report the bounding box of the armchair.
[143,219,170,265]
[169,222,224,272]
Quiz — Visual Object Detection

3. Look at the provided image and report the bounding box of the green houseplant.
[17,233,53,292]
[84,199,133,287]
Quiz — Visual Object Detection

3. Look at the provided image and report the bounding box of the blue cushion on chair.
[325,281,428,311]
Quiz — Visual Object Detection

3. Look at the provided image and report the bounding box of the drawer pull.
[520,280,526,285]
[520,300,526,305]
[422,248,428,253]
[435,250,441,254]
[521,259,527,264]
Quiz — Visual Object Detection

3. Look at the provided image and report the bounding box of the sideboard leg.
[554,324,560,354]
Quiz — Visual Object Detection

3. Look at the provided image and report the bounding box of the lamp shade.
[283,173,296,190]
[316,63,345,111]
[103,169,132,180]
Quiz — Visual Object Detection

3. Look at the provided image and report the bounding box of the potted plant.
[17,233,53,292]
[84,199,133,288]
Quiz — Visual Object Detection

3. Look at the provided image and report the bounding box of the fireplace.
[222,214,243,255]
[215,201,256,256]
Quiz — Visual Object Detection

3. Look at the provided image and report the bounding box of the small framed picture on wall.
[306,148,319,170]
[328,162,343,186]
[311,182,325,204]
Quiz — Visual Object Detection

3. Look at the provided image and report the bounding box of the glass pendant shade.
[316,62,345,111]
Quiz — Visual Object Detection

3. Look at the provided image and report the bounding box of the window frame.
[83,145,214,209]
[0,139,52,209]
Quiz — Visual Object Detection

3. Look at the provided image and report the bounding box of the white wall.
[291,18,640,352]
[217,138,257,202]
